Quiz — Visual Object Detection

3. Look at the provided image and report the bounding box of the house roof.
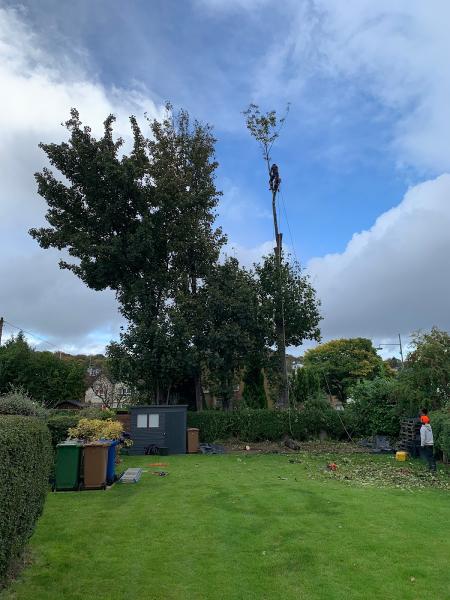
[54,399,86,408]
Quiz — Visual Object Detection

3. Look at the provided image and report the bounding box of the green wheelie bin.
[54,441,83,491]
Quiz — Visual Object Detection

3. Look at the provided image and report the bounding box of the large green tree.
[303,337,386,400]
[197,258,265,410]
[255,253,321,403]
[0,334,85,406]
[30,105,225,407]
[395,327,450,414]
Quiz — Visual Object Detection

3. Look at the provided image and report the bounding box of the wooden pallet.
[120,468,143,483]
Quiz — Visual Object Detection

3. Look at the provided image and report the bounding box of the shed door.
[166,410,187,454]
[135,411,166,449]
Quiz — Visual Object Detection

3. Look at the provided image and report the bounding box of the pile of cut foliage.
[303,453,450,491]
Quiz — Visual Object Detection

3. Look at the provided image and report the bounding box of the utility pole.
[398,333,404,366]
[244,104,290,409]
[0,317,3,345]
[376,334,405,368]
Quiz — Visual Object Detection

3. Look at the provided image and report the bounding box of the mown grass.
[2,452,450,600]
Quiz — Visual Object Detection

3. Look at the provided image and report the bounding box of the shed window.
[149,414,160,428]
[137,414,147,428]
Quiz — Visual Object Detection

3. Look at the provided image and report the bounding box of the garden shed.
[129,405,187,455]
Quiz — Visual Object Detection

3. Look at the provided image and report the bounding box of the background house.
[85,374,133,409]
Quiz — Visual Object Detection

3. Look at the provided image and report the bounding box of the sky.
[1,0,449,358]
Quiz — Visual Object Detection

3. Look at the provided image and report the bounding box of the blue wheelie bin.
[100,439,119,485]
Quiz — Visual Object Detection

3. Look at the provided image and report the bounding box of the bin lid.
[99,438,119,445]
[57,440,83,447]
[187,428,199,432]
[84,441,111,447]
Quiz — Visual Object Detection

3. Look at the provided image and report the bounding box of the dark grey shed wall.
[129,405,187,455]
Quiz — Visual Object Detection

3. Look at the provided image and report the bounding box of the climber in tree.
[269,163,281,193]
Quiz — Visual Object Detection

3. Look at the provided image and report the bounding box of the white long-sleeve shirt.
[420,423,434,446]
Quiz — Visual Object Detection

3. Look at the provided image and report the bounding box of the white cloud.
[316,0,450,174]
[0,6,162,225]
[224,240,275,268]
[0,249,123,351]
[0,6,162,353]
[308,175,450,340]
[252,0,450,174]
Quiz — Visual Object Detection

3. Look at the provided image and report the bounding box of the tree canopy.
[395,327,450,413]
[0,334,85,406]
[303,337,386,400]
[31,105,226,406]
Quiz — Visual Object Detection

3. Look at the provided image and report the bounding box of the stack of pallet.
[398,418,421,456]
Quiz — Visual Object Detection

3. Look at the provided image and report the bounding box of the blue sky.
[1,0,449,356]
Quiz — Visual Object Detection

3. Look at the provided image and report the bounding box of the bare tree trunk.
[222,395,230,411]
[194,372,203,411]
[272,189,289,409]
[156,382,162,405]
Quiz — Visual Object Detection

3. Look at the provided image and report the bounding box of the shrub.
[430,411,450,457]
[290,367,321,404]
[68,418,123,441]
[0,415,52,587]
[0,389,47,419]
[346,378,400,438]
[301,396,343,438]
[46,409,118,446]
[187,407,347,443]
[47,414,80,447]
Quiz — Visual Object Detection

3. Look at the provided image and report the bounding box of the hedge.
[46,414,81,447]
[0,415,52,587]
[187,405,346,443]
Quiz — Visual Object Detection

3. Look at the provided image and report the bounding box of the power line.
[2,319,60,351]
[279,187,300,266]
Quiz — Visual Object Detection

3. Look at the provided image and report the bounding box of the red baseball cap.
[420,415,430,424]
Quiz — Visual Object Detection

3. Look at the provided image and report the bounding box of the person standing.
[420,409,436,472]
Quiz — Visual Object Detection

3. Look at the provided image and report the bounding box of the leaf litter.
[303,454,450,491]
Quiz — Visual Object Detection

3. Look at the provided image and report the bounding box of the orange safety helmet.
[420,415,430,424]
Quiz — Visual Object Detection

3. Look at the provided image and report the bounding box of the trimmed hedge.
[187,405,346,443]
[47,414,80,447]
[0,415,52,586]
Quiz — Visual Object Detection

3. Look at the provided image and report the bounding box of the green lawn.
[2,451,450,600]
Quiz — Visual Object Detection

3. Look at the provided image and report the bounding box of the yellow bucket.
[396,451,408,461]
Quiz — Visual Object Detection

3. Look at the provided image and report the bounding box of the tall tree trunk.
[191,274,204,412]
[194,372,203,411]
[156,382,163,405]
[272,189,289,410]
